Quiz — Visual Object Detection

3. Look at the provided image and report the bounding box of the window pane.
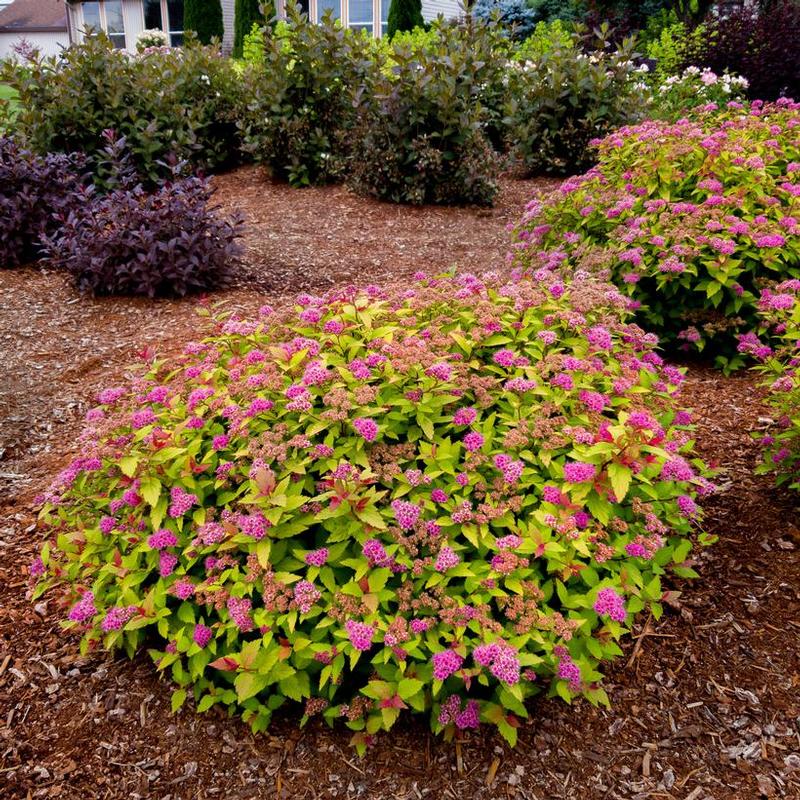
[349,0,372,24]
[109,33,126,49]
[144,0,163,29]
[105,0,124,34]
[317,0,340,21]
[381,0,389,22]
[166,0,183,31]
[170,32,184,46]
[82,1,101,32]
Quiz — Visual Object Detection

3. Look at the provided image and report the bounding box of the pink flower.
[453,407,477,426]
[101,605,138,632]
[193,623,213,648]
[593,587,627,623]
[168,486,198,518]
[345,620,375,651]
[305,548,329,566]
[391,500,421,530]
[148,528,178,549]
[432,649,463,680]
[435,546,460,572]
[68,591,97,623]
[463,431,485,452]
[353,417,379,442]
[563,462,597,483]
[227,596,254,631]
[493,349,516,367]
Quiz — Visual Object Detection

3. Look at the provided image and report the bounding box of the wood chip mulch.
[1,168,799,800]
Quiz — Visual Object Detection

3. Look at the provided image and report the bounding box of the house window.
[348,0,372,34]
[144,0,163,29]
[164,0,183,46]
[380,0,390,36]
[317,0,341,22]
[81,1,126,49]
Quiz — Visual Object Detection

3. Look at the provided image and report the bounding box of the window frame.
[79,0,127,49]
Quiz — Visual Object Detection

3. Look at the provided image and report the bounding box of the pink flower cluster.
[432,649,464,680]
[593,588,627,623]
[168,486,197,518]
[438,695,480,729]
[473,641,521,685]
[345,619,375,651]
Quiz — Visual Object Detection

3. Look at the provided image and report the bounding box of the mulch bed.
[1,169,799,800]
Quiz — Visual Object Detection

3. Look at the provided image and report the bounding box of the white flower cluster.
[136,28,169,52]
[658,66,749,95]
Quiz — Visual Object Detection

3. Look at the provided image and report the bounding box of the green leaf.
[278,671,310,702]
[608,463,632,503]
[234,671,268,702]
[140,477,161,507]
[397,678,424,700]
[171,688,187,713]
[119,455,139,478]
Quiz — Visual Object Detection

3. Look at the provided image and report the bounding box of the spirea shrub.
[1,34,244,184]
[240,12,377,187]
[0,136,87,268]
[503,31,648,175]
[41,137,243,297]
[510,100,800,368]
[33,271,712,749]
[751,280,800,492]
[349,22,501,205]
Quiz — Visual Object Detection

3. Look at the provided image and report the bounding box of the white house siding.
[421,0,461,23]
[221,0,233,53]
[121,0,142,50]
[0,29,67,58]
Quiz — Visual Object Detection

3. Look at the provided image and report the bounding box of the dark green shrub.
[1,34,244,185]
[387,0,424,38]
[240,11,378,187]
[185,0,224,44]
[504,27,649,175]
[348,20,501,205]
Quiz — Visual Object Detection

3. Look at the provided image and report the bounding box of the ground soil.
[1,170,798,800]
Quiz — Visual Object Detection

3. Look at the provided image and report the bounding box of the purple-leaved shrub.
[509,99,800,369]
[0,136,87,268]
[41,136,243,297]
[33,272,713,750]
[749,279,800,492]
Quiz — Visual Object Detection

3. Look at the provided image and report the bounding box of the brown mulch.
[214,167,557,295]
[1,169,799,800]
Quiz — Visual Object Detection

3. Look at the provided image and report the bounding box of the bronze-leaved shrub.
[33,272,712,750]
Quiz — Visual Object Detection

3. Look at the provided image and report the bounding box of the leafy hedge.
[33,272,712,749]
[752,280,800,492]
[503,29,648,175]
[1,34,244,184]
[349,22,503,205]
[240,11,378,187]
[510,99,800,368]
